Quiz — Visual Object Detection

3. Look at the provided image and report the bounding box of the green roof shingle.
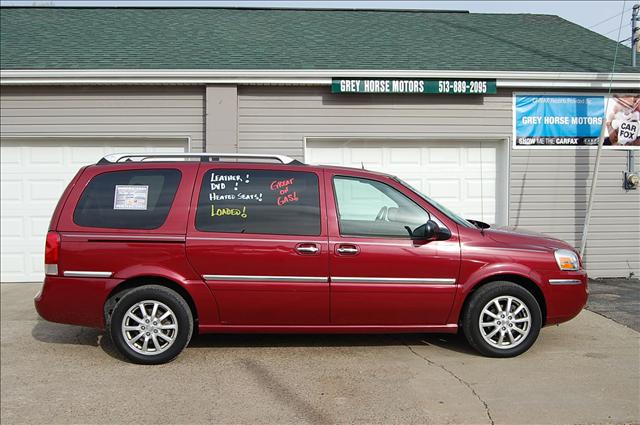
[0,7,637,73]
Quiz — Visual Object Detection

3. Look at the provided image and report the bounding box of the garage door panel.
[71,146,110,163]
[466,180,496,199]
[401,178,422,190]
[30,216,51,238]
[428,148,460,163]
[307,148,344,165]
[0,138,187,282]
[29,254,45,274]
[29,147,64,164]
[1,217,24,238]
[1,253,25,275]
[428,179,461,199]
[466,147,496,163]
[0,146,21,164]
[349,148,383,166]
[389,148,421,165]
[1,179,23,202]
[30,180,67,201]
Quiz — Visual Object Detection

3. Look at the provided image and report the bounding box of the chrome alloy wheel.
[121,300,178,356]
[479,295,531,350]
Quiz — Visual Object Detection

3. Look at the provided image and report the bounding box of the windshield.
[393,177,476,229]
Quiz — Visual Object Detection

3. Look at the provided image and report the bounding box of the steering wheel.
[375,206,388,221]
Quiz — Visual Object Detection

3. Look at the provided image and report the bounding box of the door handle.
[295,243,320,255]
[336,244,359,255]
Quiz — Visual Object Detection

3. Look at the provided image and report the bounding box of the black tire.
[108,285,193,365]
[462,281,542,358]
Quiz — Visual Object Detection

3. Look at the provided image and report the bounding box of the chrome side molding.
[63,271,113,278]
[202,275,455,284]
[548,279,582,285]
[203,275,328,283]
[331,277,456,285]
[202,275,456,284]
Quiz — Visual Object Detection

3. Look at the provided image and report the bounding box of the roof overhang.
[1,69,638,89]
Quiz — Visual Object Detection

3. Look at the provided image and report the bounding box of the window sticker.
[113,185,149,210]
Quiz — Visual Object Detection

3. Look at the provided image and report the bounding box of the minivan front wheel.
[108,285,193,364]
[462,282,542,357]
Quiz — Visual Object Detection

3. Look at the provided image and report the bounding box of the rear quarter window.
[73,169,181,229]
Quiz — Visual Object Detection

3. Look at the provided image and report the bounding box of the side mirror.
[467,219,490,229]
[407,220,440,240]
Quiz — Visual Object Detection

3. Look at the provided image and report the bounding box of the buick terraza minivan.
[35,153,588,364]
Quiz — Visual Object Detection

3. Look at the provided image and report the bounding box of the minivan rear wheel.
[108,285,193,364]
[462,281,542,357]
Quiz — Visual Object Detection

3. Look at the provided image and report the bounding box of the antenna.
[480,140,485,225]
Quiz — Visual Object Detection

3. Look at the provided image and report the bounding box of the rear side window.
[73,169,181,229]
[195,169,321,235]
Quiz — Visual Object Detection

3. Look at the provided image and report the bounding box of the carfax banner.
[514,94,640,148]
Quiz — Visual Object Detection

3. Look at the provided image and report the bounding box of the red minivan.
[35,153,588,364]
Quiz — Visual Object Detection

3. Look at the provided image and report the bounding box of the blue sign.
[515,95,605,147]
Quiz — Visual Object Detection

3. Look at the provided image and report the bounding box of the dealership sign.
[331,78,497,95]
[514,94,640,148]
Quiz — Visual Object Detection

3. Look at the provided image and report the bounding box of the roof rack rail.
[98,153,299,164]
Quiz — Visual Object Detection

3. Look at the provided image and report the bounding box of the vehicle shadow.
[189,334,479,356]
[190,332,480,356]
[31,318,125,361]
[31,319,480,359]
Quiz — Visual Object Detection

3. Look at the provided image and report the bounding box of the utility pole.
[633,4,639,66]
[579,4,633,258]
[629,4,638,200]
[629,4,638,191]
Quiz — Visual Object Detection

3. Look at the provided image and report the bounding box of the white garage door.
[0,138,187,282]
[306,140,503,228]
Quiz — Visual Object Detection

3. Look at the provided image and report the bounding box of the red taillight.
[44,231,60,275]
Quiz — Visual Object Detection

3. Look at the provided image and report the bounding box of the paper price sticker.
[114,185,149,210]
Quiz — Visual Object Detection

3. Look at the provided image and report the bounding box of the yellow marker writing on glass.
[211,205,247,219]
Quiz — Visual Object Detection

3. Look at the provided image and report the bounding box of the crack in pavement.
[402,340,495,425]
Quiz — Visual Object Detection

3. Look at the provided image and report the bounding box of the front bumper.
[543,270,589,325]
[34,276,115,329]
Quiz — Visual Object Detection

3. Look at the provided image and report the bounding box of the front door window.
[333,176,430,238]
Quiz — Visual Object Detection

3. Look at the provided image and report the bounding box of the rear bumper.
[543,271,589,325]
[34,276,114,329]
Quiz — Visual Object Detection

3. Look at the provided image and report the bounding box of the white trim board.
[1,69,638,89]
[0,135,193,152]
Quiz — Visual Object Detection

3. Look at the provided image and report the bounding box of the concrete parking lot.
[1,283,639,425]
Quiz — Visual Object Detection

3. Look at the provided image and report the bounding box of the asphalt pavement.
[587,278,640,332]
[1,282,639,425]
